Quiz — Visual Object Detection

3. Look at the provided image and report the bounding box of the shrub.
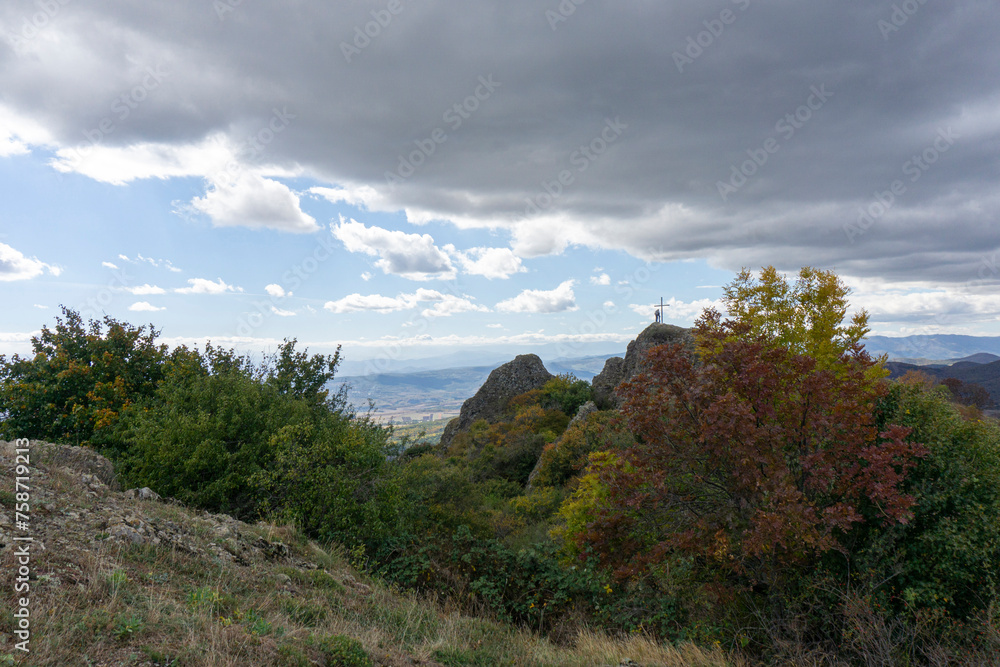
[0,306,167,448]
[314,634,372,667]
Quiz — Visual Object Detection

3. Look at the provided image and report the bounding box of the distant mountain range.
[337,353,620,415]
[864,335,1000,361]
[884,353,1000,408]
[336,334,1000,415]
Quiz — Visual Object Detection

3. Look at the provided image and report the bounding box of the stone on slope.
[438,354,554,448]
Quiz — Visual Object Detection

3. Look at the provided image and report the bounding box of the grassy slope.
[0,442,736,667]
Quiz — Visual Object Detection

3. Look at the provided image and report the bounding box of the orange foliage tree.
[573,306,925,589]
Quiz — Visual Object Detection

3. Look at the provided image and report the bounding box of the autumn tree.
[0,306,167,447]
[568,269,924,592]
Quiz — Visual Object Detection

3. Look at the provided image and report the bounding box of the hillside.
[885,358,1000,407]
[0,439,733,667]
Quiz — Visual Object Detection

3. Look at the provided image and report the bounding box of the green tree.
[118,341,347,519]
[0,307,167,447]
[706,266,878,374]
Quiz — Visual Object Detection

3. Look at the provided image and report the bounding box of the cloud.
[175,278,242,295]
[0,243,61,281]
[190,173,319,233]
[496,280,578,314]
[265,284,289,298]
[324,293,414,314]
[1,1,999,297]
[590,273,611,286]
[102,261,119,270]
[332,217,455,281]
[0,104,55,156]
[127,284,166,295]
[129,301,164,312]
[421,297,489,318]
[270,305,296,317]
[324,288,487,317]
[454,247,526,279]
[116,254,181,272]
[33,304,48,309]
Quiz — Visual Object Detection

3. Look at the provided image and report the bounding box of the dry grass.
[2,514,739,667]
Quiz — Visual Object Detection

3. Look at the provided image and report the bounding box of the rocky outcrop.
[438,354,554,448]
[591,323,694,408]
[591,357,625,409]
[0,440,299,569]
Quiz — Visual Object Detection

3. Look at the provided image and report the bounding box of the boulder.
[591,323,694,408]
[439,354,554,448]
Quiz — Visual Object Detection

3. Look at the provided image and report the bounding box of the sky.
[1,0,999,371]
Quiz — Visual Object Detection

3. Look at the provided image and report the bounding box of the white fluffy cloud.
[129,301,164,312]
[265,284,289,297]
[175,278,242,295]
[332,217,455,281]
[590,273,611,286]
[324,288,486,317]
[0,243,61,281]
[454,247,526,280]
[127,284,166,295]
[496,280,577,314]
[190,173,318,233]
[270,305,296,317]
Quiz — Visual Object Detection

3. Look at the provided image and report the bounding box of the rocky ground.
[0,439,732,667]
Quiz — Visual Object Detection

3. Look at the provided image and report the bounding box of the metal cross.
[653,297,667,323]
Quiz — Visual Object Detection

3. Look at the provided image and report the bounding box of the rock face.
[591,357,625,409]
[591,323,694,408]
[438,354,554,448]
[0,439,300,569]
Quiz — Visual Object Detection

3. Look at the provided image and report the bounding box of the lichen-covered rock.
[124,487,161,501]
[439,354,554,448]
[592,323,695,408]
[591,357,625,409]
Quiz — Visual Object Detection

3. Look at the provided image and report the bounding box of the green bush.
[252,419,400,545]
[314,634,372,667]
[851,379,1000,622]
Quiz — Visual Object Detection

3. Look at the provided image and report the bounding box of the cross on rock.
[653,297,667,323]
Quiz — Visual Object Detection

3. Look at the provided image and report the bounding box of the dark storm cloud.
[1,0,997,284]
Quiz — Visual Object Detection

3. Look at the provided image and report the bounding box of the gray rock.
[592,323,694,408]
[439,354,554,449]
[124,487,161,501]
[591,357,624,409]
[109,523,145,544]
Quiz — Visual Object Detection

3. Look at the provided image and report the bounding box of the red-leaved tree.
[576,314,925,587]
